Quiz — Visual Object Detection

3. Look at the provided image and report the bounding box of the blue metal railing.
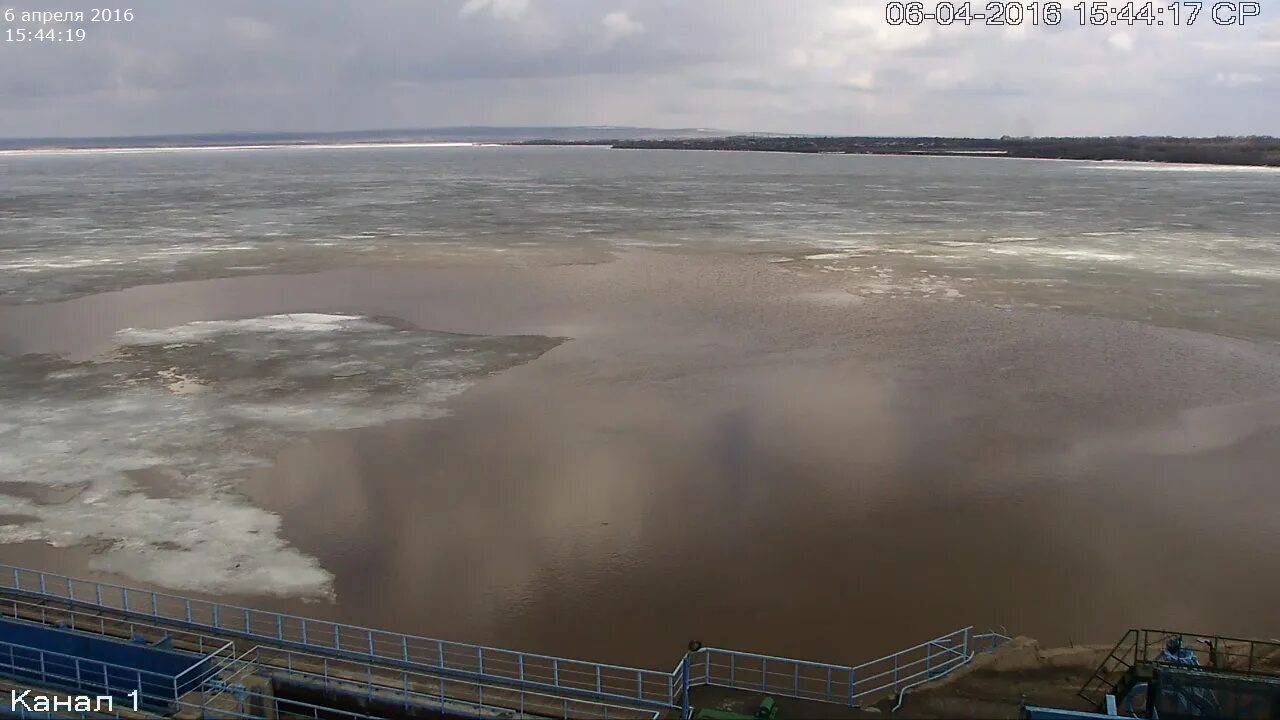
[0,563,1010,714]
[0,594,655,719]
[0,564,679,708]
[245,644,656,719]
[0,636,230,710]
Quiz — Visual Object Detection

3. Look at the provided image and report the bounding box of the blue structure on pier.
[0,617,224,712]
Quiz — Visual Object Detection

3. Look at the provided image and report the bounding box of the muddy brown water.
[2,252,1279,670]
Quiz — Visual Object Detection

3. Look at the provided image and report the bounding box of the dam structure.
[0,564,1009,718]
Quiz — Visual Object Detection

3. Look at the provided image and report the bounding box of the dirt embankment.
[881,637,1111,718]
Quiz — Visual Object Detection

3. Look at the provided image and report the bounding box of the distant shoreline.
[601,145,1280,172]
[4,135,1278,170]
[0,126,725,153]
[519,136,1280,168]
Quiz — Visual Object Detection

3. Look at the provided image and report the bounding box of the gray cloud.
[0,0,1276,137]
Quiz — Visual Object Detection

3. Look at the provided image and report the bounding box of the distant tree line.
[519,136,1280,167]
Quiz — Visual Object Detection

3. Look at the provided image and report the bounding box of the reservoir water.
[1,145,1277,666]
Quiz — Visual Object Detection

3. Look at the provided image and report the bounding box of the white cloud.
[844,70,876,91]
[1108,33,1135,53]
[460,0,530,21]
[1213,72,1264,87]
[601,10,645,46]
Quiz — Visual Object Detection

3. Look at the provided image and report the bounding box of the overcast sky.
[2,0,1277,137]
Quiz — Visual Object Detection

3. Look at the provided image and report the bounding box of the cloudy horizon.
[2,0,1277,139]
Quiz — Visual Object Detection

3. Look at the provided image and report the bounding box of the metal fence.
[0,642,386,720]
[0,637,231,710]
[677,627,1012,709]
[0,625,654,720]
[0,593,234,658]
[0,564,678,708]
[1079,628,1280,709]
[0,563,1011,716]
[240,645,657,720]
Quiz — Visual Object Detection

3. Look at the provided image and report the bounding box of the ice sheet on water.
[115,313,394,345]
[0,314,561,598]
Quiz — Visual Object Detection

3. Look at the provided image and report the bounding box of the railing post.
[926,643,933,679]
[553,658,560,687]
[276,615,283,641]
[402,636,409,662]
[848,667,856,706]
[635,669,642,699]
[151,591,158,616]
[730,653,736,685]
[478,647,484,675]
[438,640,445,668]
[681,653,691,720]
[762,657,767,691]
[367,629,374,657]
[596,664,602,693]
[302,619,308,646]
[519,655,525,682]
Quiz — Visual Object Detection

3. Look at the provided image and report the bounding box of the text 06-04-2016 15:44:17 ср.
[884,1,1261,26]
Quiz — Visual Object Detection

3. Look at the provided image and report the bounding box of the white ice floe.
[116,314,390,345]
[0,313,558,598]
[985,246,1137,263]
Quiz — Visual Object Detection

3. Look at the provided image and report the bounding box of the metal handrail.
[0,563,1010,714]
[0,564,677,707]
[675,626,1010,708]
[0,637,218,706]
[890,651,973,712]
[1078,627,1280,708]
[0,593,233,658]
[247,643,658,720]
